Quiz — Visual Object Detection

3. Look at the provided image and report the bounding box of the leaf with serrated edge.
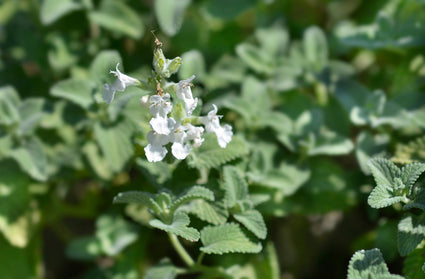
[200,223,262,254]
[347,248,404,279]
[113,191,162,216]
[188,135,249,169]
[187,199,228,225]
[144,258,177,279]
[368,158,401,188]
[234,209,267,239]
[401,163,425,190]
[223,166,248,208]
[368,184,407,209]
[149,212,199,242]
[398,214,425,256]
[169,186,214,213]
[404,189,425,211]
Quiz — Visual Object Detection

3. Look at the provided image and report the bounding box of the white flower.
[186,124,204,147]
[200,105,233,148]
[171,124,191,160]
[103,63,139,104]
[149,116,176,135]
[149,94,172,118]
[140,95,150,108]
[144,131,171,162]
[177,75,198,115]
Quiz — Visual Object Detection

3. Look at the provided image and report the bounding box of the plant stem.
[196,252,205,265]
[168,233,194,267]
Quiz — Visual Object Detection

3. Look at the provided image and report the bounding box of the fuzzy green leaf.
[188,135,249,169]
[233,209,267,239]
[50,79,94,109]
[169,186,214,213]
[187,199,228,225]
[368,184,407,209]
[223,166,248,208]
[398,214,425,256]
[368,158,400,188]
[0,86,21,125]
[355,132,389,175]
[303,26,328,72]
[404,189,425,211]
[113,191,162,216]
[236,43,274,75]
[200,223,262,254]
[154,0,190,36]
[89,0,144,39]
[17,98,45,136]
[149,212,199,242]
[401,163,425,190]
[347,248,404,279]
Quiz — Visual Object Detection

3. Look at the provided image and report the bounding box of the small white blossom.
[149,94,172,117]
[186,124,204,147]
[149,116,176,135]
[171,124,191,160]
[177,75,198,115]
[200,105,233,148]
[103,63,139,104]
[144,131,171,162]
[140,95,150,108]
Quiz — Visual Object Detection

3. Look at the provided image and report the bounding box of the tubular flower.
[103,63,139,104]
[200,105,233,148]
[176,75,198,116]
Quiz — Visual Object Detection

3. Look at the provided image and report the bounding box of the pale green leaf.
[178,50,205,81]
[40,0,84,25]
[188,135,249,169]
[308,130,353,156]
[50,79,94,109]
[186,199,228,225]
[233,209,267,239]
[94,121,134,173]
[200,223,262,254]
[204,0,256,20]
[303,26,328,72]
[113,191,162,216]
[144,258,177,279]
[0,86,20,125]
[17,98,45,136]
[236,43,274,75]
[401,163,425,190]
[347,248,404,279]
[154,0,190,36]
[355,132,389,175]
[404,189,425,211]
[149,212,200,242]
[82,141,113,180]
[9,137,48,182]
[398,214,425,256]
[368,184,407,209]
[368,158,401,189]
[66,236,102,261]
[89,0,144,39]
[169,186,214,213]
[223,166,248,208]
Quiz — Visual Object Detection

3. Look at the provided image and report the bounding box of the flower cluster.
[103,65,233,162]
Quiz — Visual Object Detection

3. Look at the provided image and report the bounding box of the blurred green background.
[1,0,425,278]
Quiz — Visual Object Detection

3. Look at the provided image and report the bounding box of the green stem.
[196,252,205,265]
[168,233,194,267]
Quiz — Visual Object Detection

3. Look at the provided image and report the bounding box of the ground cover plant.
[1,0,425,278]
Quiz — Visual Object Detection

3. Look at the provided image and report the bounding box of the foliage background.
[1,0,425,278]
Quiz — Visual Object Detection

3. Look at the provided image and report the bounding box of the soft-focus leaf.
[144,258,177,279]
[0,86,20,125]
[303,26,328,71]
[200,223,262,254]
[50,79,94,109]
[40,0,85,25]
[233,209,267,239]
[403,247,425,279]
[113,191,162,215]
[66,236,102,261]
[154,0,190,36]
[90,50,122,82]
[397,214,425,256]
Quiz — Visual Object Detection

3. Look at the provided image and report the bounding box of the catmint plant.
[103,43,232,162]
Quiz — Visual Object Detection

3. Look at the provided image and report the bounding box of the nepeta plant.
[104,39,267,277]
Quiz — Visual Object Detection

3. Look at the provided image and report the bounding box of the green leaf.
[248,162,310,196]
[355,132,389,175]
[89,0,144,39]
[90,50,122,82]
[178,50,206,81]
[223,166,248,208]
[236,43,274,75]
[144,258,177,279]
[149,212,200,242]
[66,236,102,261]
[0,237,39,278]
[404,189,425,211]
[94,121,134,173]
[154,0,190,36]
[200,223,262,254]
[368,158,401,190]
[303,26,328,72]
[0,86,20,126]
[96,215,139,256]
[368,184,407,209]
[398,214,425,256]
[307,130,353,156]
[204,0,256,20]
[186,199,228,225]
[17,98,45,136]
[50,79,94,109]
[347,248,404,279]
[9,137,48,181]
[40,0,84,25]
[82,141,113,180]
[169,186,214,213]
[188,135,249,169]
[233,209,267,239]
[401,163,425,190]
[403,247,425,279]
[113,191,162,216]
